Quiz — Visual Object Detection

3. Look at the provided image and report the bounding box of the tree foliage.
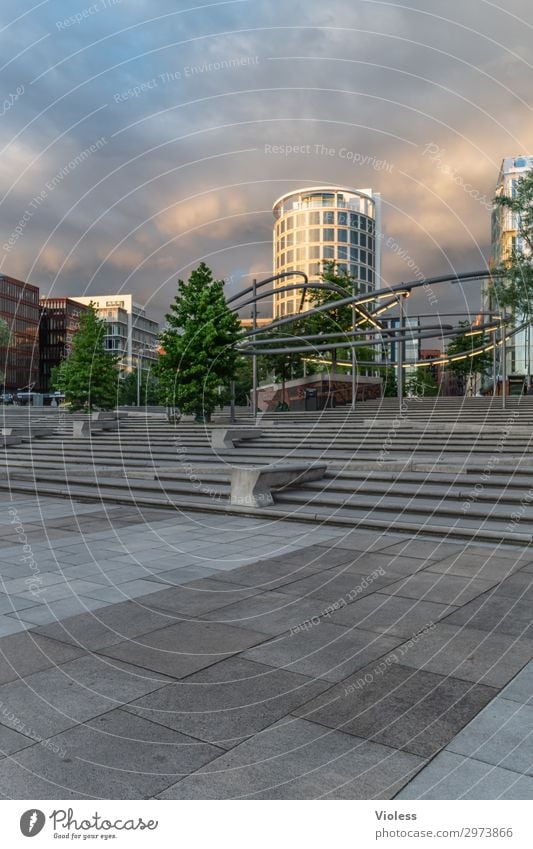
[406,366,439,397]
[446,321,492,394]
[0,318,10,386]
[299,262,375,372]
[490,169,533,319]
[118,369,160,406]
[51,305,119,411]
[156,263,242,421]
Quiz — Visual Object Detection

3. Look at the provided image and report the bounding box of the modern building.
[38,298,89,392]
[272,186,381,318]
[0,275,40,392]
[489,155,533,380]
[71,295,159,374]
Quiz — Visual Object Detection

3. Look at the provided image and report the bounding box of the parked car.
[0,392,14,405]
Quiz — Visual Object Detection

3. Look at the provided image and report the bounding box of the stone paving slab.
[327,592,457,637]
[0,490,532,799]
[381,623,533,689]
[98,620,267,679]
[242,622,403,683]
[0,655,171,740]
[0,708,223,799]
[125,657,330,749]
[397,751,533,800]
[294,663,497,758]
[156,718,425,800]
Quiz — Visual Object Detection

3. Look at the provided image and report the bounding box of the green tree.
[406,366,439,397]
[52,305,119,411]
[490,169,533,320]
[156,263,242,421]
[446,321,492,395]
[300,262,375,374]
[118,369,160,406]
[0,318,10,387]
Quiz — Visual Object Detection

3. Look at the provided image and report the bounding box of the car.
[0,392,14,405]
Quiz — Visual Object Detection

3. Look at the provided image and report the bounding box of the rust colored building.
[0,275,40,392]
[38,297,89,391]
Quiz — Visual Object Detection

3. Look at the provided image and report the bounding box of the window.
[323,211,335,225]
[338,263,348,274]
[323,228,335,241]
[309,211,320,225]
[337,228,348,242]
[322,246,335,259]
[286,216,294,230]
[350,247,359,261]
[280,252,285,266]
[286,232,293,246]
[309,245,320,259]
[295,230,306,243]
[309,229,320,242]
[280,219,285,233]
[296,213,305,227]
[360,250,367,264]
[350,213,358,228]
[360,267,367,281]
[309,262,320,276]
[350,264,359,278]
[280,237,285,250]
[338,211,348,226]
[360,217,367,231]
[360,234,367,248]
[286,249,294,263]
[350,231,359,245]
[296,247,306,261]
[338,246,348,260]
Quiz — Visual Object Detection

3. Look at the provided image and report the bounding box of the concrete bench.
[231,462,328,507]
[72,413,118,438]
[211,427,263,450]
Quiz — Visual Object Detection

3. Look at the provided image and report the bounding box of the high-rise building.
[0,275,40,392]
[71,295,159,374]
[38,298,89,392]
[490,155,533,379]
[272,186,381,318]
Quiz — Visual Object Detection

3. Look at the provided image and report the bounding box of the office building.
[490,155,533,380]
[38,298,89,392]
[72,295,159,373]
[272,186,381,318]
[0,275,40,392]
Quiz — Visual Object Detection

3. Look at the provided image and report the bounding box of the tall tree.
[446,321,492,395]
[490,169,533,319]
[157,263,242,421]
[0,318,10,387]
[300,262,374,374]
[406,366,439,397]
[51,305,119,411]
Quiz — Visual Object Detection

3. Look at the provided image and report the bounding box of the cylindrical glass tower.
[272,186,381,318]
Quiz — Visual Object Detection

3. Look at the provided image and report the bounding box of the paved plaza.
[0,489,532,798]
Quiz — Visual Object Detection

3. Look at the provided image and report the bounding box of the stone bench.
[211,427,264,450]
[231,462,328,507]
[72,413,118,438]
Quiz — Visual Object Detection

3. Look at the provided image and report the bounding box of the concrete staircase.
[1,397,533,544]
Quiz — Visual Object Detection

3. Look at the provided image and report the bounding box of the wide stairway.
[1,396,533,544]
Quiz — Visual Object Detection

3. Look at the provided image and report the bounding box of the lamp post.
[252,278,258,418]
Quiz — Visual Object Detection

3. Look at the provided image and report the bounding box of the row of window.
[277,211,374,233]
[0,279,39,303]
[278,245,374,267]
[276,265,375,285]
[0,301,40,321]
[277,230,374,250]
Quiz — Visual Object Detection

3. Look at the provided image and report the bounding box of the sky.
[1,0,532,326]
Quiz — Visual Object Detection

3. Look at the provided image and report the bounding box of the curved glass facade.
[272,187,381,317]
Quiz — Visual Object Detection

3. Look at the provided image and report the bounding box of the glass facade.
[272,187,381,318]
[38,298,89,391]
[0,275,40,391]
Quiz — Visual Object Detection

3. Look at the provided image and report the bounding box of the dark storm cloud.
[1,0,532,323]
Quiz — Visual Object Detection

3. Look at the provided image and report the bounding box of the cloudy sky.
[1,0,532,325]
